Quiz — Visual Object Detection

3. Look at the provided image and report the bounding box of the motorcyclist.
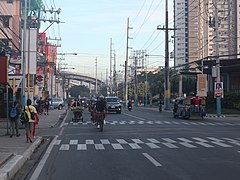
[71,98,80,108]
[127,99,132,110]
[95,96,107,128]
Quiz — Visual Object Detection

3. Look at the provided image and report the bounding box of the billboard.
[23,29,37,74]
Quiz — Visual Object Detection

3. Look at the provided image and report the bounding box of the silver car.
[51,98,64,109]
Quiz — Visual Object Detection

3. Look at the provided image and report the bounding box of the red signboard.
[0,56,7,83]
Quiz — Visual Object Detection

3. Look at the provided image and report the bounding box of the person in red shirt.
[193,96,200,106]
[193,96,200,112]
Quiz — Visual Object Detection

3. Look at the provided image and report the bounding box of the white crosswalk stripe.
[70,140,78,145]
[64,120,237,127]
[95,144,105,150]
[77,144,87,150]
[146,143,160,149]
[111,143,124,149]
[56,137,240,151]
[59,144,69,151]
[100,139,111,144]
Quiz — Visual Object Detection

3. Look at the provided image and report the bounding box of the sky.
[40,0,174,80]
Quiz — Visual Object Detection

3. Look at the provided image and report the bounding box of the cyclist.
[95,96,107,128]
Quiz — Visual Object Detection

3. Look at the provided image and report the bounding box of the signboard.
[197,74,207,97]
[0,56,8,83]
[214,82,223,98]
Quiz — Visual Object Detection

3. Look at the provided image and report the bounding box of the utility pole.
[214,0,221,116]
[157,0,176,110]
[21,0,28,107]
[109,38,113,95]
[124,17,132,106]
[95,57,98,95]
[134,56,138,107]
[113,51,117,95]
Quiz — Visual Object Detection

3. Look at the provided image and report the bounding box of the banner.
[197,74,207,97]
[214,82,223,98]
[0,56,8,83]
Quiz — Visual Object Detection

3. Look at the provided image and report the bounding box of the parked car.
[51,98,65,109]
[105,96,121,114]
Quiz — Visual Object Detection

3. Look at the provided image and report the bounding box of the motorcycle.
[128,103,132,111]
[159,101,162,112]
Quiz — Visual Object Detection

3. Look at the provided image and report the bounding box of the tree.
[69,85,90,98]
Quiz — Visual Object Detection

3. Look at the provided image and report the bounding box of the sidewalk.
[0,109,67,180]
[140,106,240,119]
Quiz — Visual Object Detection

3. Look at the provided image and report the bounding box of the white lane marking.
[129,143,142,149]
[195,142,214,148]
[137,121,145,124]
[172,121,180,125]
[161,143,178,148]
[100,139,111,144]
[129,121,136,124]
[59,127,64,136]
[111,143,124,149]
[179,142,197,148]
[164,121,171,124]
[116,139,128,144]
[192,137,214,148]
[178,138,193,143]
[192,137,208,142]
[77,144,87,150]
[54,140,61,145]
[222,138,240,146]
[95,144,105,150]
[147,138,160,143]
[162,138,176,143]
[123,113,146,120]
[60,110,70,128]
[198,122,207,126]
[70,140,78,145]
[146,121,154,124]
[155,121,162,124]
[146,143,160,149]
[142,153,162,167]
[30,136,58,180]
[59,144,70,150]
[86,139,94,144]
[211,141,232,148]
[132,139,144,144]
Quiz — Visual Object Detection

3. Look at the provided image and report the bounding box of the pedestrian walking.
[44,97,50,115]
[32,112,39,138]
[38,97,44,115]
[9,101,20,138]
[24,99,38,143]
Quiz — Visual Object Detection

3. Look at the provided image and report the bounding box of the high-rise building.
[0,0,21,51]
[174,0,239,67]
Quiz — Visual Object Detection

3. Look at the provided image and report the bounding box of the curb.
[205,115,226,118]
[0,137,43,180]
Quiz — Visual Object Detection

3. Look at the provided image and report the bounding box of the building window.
[0,16,10,27]
[7,0,13,3]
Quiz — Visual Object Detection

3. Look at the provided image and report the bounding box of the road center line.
[123,113,146,121]
[142,153,162,167]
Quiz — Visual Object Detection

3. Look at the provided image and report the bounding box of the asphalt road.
[25,107,240,180]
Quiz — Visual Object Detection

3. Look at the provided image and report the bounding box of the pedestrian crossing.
[63,120,239,127]
[55,137,240,151]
